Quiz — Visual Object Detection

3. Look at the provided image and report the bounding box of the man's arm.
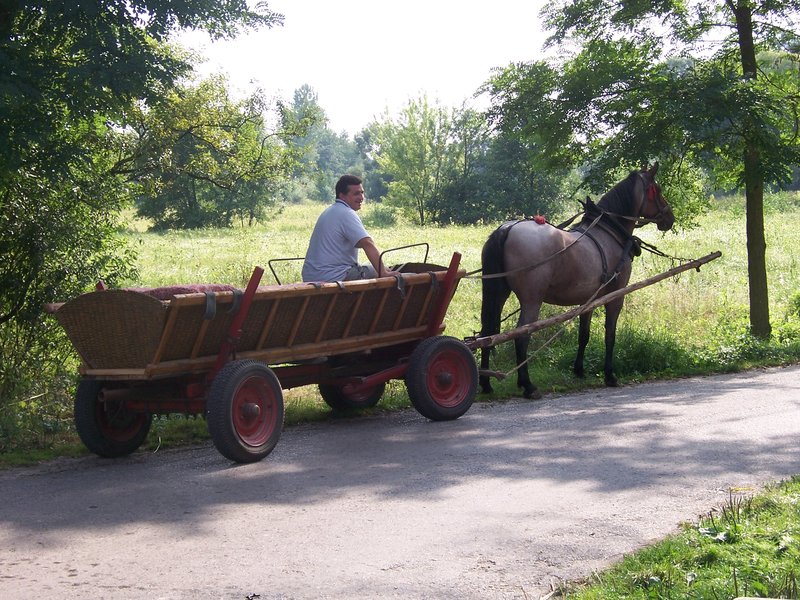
[356,237,394,277]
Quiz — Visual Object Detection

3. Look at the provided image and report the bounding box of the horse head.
[637,163,675,232]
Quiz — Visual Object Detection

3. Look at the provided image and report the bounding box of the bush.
[362,204,399,228]
[0,320,78,451]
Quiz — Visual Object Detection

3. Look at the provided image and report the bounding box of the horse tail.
[480,223,514,333]
[479,223,516,392]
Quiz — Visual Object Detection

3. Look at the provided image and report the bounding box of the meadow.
[127,193,800,406]
[5,194,800,596]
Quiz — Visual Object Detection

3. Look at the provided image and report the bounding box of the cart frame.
[49,252,477,463]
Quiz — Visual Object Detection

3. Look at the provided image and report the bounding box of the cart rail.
[51,257,465,381]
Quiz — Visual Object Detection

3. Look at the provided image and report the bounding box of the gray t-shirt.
[302,200,370,282]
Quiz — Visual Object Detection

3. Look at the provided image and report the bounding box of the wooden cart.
[47,253,476,463]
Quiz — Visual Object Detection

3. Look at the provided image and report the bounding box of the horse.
[479,163,675,399]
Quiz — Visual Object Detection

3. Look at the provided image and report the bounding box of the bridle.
[633,172,670,227]
[601,171,670,228]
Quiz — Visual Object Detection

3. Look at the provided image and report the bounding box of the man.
[302,175,395,282]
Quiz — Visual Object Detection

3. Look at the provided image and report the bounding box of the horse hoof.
[480,385,494,395]
[523,388,543,400]
[605,377,619,387]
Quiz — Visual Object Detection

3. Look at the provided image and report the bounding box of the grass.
[3,194,800,595]
[10,193,799,460]
[107,194,800,438]
[562,478,800,599]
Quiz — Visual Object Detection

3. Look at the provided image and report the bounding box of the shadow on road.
[1,366,799,542]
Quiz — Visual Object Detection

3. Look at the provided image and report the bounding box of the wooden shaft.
[469,251,722,350]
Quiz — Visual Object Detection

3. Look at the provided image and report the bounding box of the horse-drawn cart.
[47,253,477,463]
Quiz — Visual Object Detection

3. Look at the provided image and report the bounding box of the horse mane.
[597,171,639,217]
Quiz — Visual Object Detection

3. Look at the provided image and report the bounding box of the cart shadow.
[1,367,799,540]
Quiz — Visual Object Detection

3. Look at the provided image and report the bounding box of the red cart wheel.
[74,380,152,458]
[206,360,284,463]
[318,382,385,411]
[405,336,477,421]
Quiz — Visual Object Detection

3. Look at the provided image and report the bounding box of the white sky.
[179,0,549,135]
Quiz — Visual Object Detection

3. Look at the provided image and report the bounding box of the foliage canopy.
[0,0,282,443]
[484,0,800,336]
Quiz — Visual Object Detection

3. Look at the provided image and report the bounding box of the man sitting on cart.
[302,174,396,282]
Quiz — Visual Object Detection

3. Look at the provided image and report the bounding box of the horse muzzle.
[656,206,675,231]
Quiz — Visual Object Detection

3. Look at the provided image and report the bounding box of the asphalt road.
[2,365,799,600]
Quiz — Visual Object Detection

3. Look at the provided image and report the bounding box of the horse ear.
[649,162,660,177]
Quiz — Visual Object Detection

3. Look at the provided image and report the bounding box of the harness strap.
[470,211,605,280]
[392,273,407,300]
[227,289,243,315]
[574,226,610,283]
[203,292,216,320]
[427,271,440,294]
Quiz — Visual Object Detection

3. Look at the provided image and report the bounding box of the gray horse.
[479,163,675,399]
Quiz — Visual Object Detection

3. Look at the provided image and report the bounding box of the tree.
[433,106,572,224]
[123,75,300,229]
[281,85,362,202]
[430,107,490,224]
[0,0,282,444]
[354,123,390,201]
[1,0,281,316]
[373,96,453,225]
[485,0,800,337]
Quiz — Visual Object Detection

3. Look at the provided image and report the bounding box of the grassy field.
[4,194,800,596]
[127,194,800,393]
[109,194,800,456]
[2,193,796,462]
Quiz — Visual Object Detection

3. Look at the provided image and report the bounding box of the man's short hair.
[335,174,362,199]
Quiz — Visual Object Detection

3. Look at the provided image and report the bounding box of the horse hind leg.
[514,302,542,400]
[574,310,594,378]
[479,276,512,394]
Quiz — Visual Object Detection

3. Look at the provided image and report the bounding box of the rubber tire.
[206,360,284,463]
[318,382,385,411]
[74,380,152,458]
[405,336,478,421]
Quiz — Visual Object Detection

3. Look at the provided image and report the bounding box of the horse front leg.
[573,310,593,378]
[515,303,542,400]
[603,299,624,387]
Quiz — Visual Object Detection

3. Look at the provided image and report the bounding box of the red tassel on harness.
[533,215,547,225]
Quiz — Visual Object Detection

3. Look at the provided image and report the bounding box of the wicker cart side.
[53,289,168,370]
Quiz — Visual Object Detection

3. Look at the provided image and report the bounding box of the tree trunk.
[733,1,771,337]
[744,150,771,337]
